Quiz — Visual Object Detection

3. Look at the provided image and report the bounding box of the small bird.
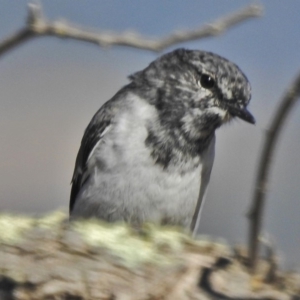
[70,48,255,233]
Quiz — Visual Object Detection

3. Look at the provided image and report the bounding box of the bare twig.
[248,72,300,270]
[0,28,35,56]
[0,3,41,57]
[0,3,262,57]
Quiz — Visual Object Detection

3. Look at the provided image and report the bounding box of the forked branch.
[0,3,262,57]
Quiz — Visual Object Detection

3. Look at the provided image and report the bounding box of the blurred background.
[0,1,299,268]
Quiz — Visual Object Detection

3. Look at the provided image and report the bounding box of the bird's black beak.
[226,103,255,124]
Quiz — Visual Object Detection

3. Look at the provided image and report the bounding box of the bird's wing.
[191,135,216,234]
[69,100,115,213]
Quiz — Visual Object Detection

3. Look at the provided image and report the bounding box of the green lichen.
[0,211,67,243]
[0,214,34,243]
[72,220,191,267]
[0,211,231,268]
[38,210,67,228]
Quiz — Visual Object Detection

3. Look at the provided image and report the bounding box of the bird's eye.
[200,74,215,89]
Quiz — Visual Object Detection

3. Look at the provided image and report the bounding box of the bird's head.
[130,48,255,140]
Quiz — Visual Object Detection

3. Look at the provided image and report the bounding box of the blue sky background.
[0,1,300,268]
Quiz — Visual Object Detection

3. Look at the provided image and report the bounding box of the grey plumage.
[70,48,254,232]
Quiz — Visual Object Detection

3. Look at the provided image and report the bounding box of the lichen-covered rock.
[0,212,299,300]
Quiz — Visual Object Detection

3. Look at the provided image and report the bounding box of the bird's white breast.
[72,94,212,228]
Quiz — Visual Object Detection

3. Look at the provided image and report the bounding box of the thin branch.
[0,28,35,56]
[248,72,300,270]
[0,2,41,57]
[0,3,263,57]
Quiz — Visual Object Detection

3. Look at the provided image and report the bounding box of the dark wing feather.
[69,100,115,213]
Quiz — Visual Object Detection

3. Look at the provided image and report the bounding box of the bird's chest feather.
[85,98,204,224]
[91,131,203,225]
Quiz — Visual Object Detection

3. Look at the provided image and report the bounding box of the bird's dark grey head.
[130,48,254,141]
